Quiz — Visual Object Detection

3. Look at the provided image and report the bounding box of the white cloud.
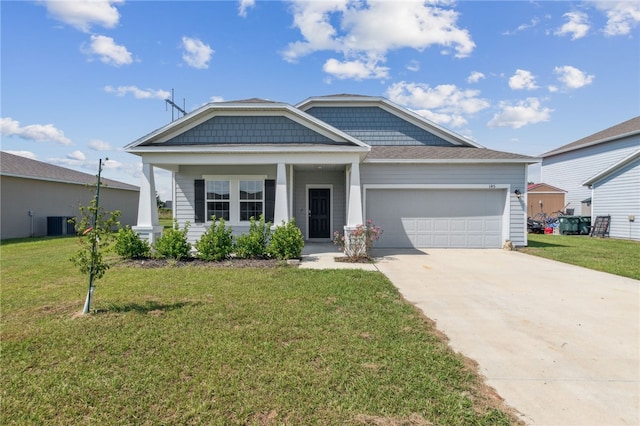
[104,85,170,99]
[5,150,37,160]
[554,65,595,89]
[85,35,133,66]
[323,57,389,80]
[509,69,539,90]
[68,150,86,161]
[283,0,474,80]
[407,60,420,72]
[0,117,72,145]
[88,139,113,151]
[594,1,640,36]
[42,0,123,32]
[555,11,590,40]
[239,0,255,17]
[503,17,540,35]
[488,98,552,129]
[386,81,490,128]
[467,71,485,83]
[181,36,213,69]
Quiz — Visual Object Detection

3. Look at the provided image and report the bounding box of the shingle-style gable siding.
[305,106,456,147]
[159,116,344,145]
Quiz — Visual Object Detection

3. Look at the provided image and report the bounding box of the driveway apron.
[373,248,639,426]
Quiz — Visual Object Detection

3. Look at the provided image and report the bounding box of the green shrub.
[194,217,233,261]
[234,215,272,259]
[114,226,150,259]
[153,220,191,260]
[267,218,304,260]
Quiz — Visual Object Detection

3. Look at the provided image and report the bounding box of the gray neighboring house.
[125,94,539,249]
[0,152,139,240]
[541,116,640,240]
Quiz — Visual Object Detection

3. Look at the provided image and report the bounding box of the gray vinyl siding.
[591,157,640,240]
[0,175,138,240]
[162,116,343,145]
[542,137,640,216]
[174,165,276,243]
[293,170,346,240]
[361,163,528,246]
[305,106,455,147]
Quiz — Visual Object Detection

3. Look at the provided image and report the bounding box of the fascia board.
[582,149,640,186]
[364,158,541,165]
[126,145,370,154]
[0,173,139,191]
[541,130,640,158]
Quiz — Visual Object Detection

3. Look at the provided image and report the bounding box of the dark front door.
[309,188,330,238]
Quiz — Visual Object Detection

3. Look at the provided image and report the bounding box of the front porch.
[132,156,367,245]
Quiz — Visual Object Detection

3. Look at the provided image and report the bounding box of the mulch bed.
[117,258,283,268]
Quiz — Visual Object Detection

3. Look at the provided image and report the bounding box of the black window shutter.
[265,179,275,223]
[194,179,205,223]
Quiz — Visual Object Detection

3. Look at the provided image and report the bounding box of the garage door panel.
[367,189,505,249]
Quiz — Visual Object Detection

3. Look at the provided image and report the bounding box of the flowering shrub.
[333,219,383,260]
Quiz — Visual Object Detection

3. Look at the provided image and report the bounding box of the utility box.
[47,217,75,236]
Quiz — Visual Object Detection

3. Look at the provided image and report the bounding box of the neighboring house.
[541,116,640,240]
[527,183,567,218]
[125,95,539,249]
[0,152,139,240]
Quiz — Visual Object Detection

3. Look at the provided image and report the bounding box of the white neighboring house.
[0,152,139,240]
[541,116,640,240]
[126,95,540,249]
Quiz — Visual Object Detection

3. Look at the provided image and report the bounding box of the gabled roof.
[582,149,640,186]
[296,94,483,148]
[542,115,640,157]
[365,146,539,164]
[0,151,138,191]
[125,100,369,151]
[527,183,566,193]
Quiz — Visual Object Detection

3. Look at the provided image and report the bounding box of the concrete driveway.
[373,248,639,426]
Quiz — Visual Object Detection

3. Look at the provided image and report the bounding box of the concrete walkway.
[301,244,640,425]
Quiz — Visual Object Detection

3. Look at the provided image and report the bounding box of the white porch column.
[346,161,364,226]
[133,162,163,243]
[273,162,289,225]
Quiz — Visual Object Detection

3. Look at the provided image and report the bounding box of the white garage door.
[366,189,506,248]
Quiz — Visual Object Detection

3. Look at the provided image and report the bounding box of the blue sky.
[2,0,639,201]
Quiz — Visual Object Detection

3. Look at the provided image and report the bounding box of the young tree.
[69,159,121,314]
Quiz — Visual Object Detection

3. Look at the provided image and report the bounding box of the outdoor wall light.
[514,189,522,199]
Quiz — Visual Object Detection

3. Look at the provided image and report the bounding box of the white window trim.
[203,175,267,225]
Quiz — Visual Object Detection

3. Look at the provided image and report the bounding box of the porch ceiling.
[293,164,345,172]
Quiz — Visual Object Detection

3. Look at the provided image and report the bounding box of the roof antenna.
[165,88,187,122]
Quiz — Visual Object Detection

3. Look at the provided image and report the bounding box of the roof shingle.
[542,115,640,157]
[0,152,138,191]
[365,146,539,162]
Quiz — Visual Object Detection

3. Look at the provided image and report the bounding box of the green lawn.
[521,234,640,280]
[1,237,518,425]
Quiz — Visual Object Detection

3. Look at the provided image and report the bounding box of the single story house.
[125,95,539,249]
[541,116,640,240]
[527,183,567,218]
[0,151,139,240]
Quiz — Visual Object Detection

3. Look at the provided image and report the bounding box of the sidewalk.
[299,242,378,271]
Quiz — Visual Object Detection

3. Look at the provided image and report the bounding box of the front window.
[206,180,230,221]
[203,176,266,223]
[239,180,263,221]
